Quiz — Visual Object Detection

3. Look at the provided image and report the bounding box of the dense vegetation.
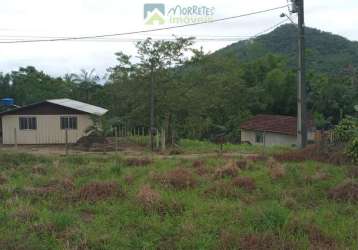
[0,24,357,141]
[0,149,357,249]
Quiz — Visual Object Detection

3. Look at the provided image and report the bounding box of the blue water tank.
[1,98,15,106]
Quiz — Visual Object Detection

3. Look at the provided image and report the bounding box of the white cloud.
[0,0,357,76]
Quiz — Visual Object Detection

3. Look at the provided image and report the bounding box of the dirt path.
[0,144,258,159]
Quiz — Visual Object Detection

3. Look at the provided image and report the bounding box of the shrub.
[78,181,125,202]
[232,176,256,192]
[346,137,358,164]
[334,116,358,163]
[334,117,357,142]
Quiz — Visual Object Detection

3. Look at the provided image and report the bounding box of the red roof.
[240,114,313,136]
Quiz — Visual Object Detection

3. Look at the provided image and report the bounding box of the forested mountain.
[216,24,358,75]
[0,25,357,142]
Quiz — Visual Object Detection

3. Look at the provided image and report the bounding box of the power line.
[0,19,290,44]
[252,17,290,38]
[0,5,288,44]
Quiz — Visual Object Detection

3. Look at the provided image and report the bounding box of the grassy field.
[0,148,357,249]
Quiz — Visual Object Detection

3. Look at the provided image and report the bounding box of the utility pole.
[150,70,155,151]
[292,0,307,148]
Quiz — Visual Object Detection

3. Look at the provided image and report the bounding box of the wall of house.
[241,129,296,146]
[1,114,92,144]
[241,129,316,146]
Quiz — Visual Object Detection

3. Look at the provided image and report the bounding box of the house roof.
[240,114,314,136]
[47,99,108,116]
[0,98,108,116]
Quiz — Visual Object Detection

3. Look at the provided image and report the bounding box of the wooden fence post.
[115,127,119,153]
[156,128,160,149]
[14,128,17,149]
[65,129,69,156]
[161,128,166,151]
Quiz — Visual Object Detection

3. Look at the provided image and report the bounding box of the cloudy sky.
[0,0,357,77]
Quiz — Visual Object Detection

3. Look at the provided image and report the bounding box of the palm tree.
[73,69,100,102]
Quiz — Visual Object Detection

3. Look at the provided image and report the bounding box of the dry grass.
[204,181,241,199]
[31,165,47,175]
[124,175,134,185]
[125,158,153,167]
[192,160,204,168]
[274,144,349,165]
[22,178,75,198]
[192,159,212,176]
[0,175,7,185]
[267,158,286,180]
[237,233,295,250]
[12,206,37,223]
[347,166,358,178]
[236,159,249,170]
[136,185,161,211]
[307,224,338,250]
[305,171,329,183]
[232,176,256,192]
[153,168,197,189]
[78,181,124,202]
[287,219,338,249]
[246,155,268,162]
[214,160,239,179]
[328,179,358,202]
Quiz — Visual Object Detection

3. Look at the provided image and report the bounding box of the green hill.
[215,24,358,75]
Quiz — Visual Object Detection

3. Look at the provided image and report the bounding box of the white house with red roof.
[240,114,316,146]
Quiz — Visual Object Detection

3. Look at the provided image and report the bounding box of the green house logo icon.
[144,3,165,25]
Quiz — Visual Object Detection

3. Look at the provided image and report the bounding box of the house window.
[19,117,37,130]
[60,116,78,130]
[255,132,264,143]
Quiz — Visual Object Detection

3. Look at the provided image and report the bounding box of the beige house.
[240,114,315,146]
[0,99,108,145]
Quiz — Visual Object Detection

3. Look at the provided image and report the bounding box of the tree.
[72,69,102,103]
[109,37,195,149]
